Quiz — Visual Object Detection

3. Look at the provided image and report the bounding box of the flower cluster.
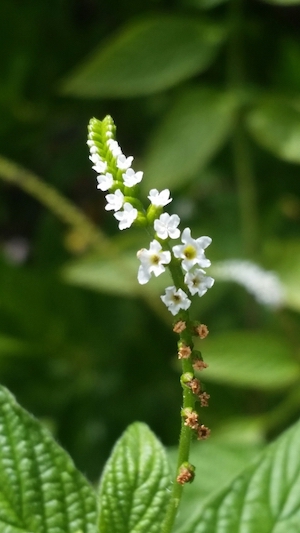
[88,116,214,316]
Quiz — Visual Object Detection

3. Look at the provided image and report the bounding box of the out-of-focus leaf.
[0,334,30,356]
[265,240,300,312]
[142,87,236,191]
[199,330,300,390]
[61,252,171,297]
[246,98,300,163]
[98,422,171,533]
[259,0,300,4]
[61,16,224,98]
[62,252,139,296]
[179,419,300,533]
[185,0,228,8]
[168,440,262,532]
[0,385,96,533]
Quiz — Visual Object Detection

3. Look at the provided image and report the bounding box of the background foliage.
[1,0,300,496]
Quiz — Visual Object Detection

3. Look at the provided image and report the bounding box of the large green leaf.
[142,87,236,191]
[246,98,300,163]
[180,419,300,533]
[98,422,171,533]
[199,330,300,390]
[0,385,96,533]
[61,16,224,98]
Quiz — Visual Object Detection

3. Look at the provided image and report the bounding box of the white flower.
[89,151,107,170]
[184,269,214,296]
[172,228,212,271]
[137,240,171,285]
[116,154,134,170]
[148,189,172,207]
[107,139,122,157]
[213,260,285,308]
[114,202,138,230]
[96,172,114,191]
[154,213,181,240]
[161,286,191,315]
[122,168,143,187]
[105,189,124,211]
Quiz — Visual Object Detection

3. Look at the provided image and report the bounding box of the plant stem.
[227,0,259,257]
[162,313,195,533]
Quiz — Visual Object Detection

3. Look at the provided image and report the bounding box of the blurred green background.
[1,0,300,484]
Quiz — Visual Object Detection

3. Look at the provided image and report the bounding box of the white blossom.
[213,260,285,308]
[184,268,214,296]
[114,202,138,230]
[148,189,172,207]
[161,286,191,315]
[154,213,181,240]
[107,138,122,157]
[116,154,134,170]
[105,189,124,211]
[96,172,114,191]
[172,228,211,271]
[123,168,143,187]
[137,240,171,285]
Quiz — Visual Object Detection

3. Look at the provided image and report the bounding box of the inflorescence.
[87,115,214,316]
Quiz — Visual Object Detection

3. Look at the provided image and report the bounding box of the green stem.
[162,312,195,533]
[227,0,259,257]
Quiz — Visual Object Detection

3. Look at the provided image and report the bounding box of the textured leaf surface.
[61,16,223,98]
[181,419,300,533]
[246,99,300,163]
[142,88,236,191]
[98,422,171,533]
[0,385,96,533]
[199,331,300,390]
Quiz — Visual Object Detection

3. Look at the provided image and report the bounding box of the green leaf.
[181,419,300,533]
[62,251,172,298]
[0,385,96,533]
[185,0,229,9]
[98,422,171,533]
[142,88,236,191]
[62,252,139,296]
[264,240,300,312]
[61,16,224,98]
[199,330,300,390]
[259,0,300,4]
[246,98,300,163]
[0,334,31,356]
